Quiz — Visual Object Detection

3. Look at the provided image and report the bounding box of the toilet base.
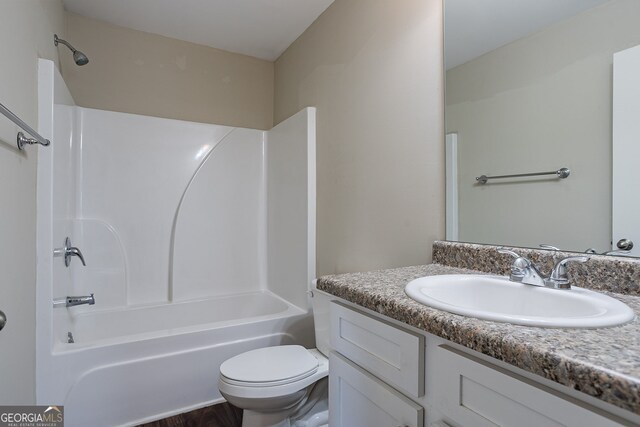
[240,378,328,427]
[241,407,328,427]
[242,409,291,427]
[292,399,328,427]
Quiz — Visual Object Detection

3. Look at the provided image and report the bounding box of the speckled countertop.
[317,264,640,415]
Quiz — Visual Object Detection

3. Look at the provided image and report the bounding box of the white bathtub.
[69,290,297,344]
[42,290,312,427]
[36,60,317,426]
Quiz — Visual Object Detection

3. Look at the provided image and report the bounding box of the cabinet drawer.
[330,301,425,397]
[329,351,424,427]
[432,345,624,427]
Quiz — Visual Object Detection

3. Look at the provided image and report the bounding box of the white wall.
[172,128,265,301]
[0,0,65,404]
[36,58,80,394]
[275,0,445,275]
[446,0,640,252]
[76,108,236,305]
[267,108,316,309]
[42,99,315,310]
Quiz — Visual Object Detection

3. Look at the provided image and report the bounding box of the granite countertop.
[317,264,640,415]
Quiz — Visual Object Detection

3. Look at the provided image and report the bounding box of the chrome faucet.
[53,294,95,308]
[53,237,86,267]
[498,248,589,290]
[498,249,545,286]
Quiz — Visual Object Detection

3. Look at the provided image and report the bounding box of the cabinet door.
[432,345,624,427]
[329,351,423,427]
[330,301,425,397]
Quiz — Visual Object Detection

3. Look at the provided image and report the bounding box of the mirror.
[444,0,640,256]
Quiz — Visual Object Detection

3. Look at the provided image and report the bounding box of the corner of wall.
[273,0,445,275]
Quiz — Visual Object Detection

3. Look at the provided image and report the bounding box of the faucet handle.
[497,247,531,282]
[549,256,590,288]
[539,244,560,251]
[68,246,86,266]
[54,237,87,267]
[497,248,530,266]
[497,247,521,259]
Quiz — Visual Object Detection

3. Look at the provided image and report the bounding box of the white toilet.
[218,281,331,427]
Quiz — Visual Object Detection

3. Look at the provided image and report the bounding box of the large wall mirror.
[444,0,640,257]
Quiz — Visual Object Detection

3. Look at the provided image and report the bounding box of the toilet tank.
[311,279,331,356]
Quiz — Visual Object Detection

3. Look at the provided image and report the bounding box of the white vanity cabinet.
[327,300,633,427]
[329,301,425,427]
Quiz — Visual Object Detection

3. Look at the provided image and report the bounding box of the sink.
[404,274,635,328]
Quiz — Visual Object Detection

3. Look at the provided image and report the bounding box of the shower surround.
[35,59,316,426]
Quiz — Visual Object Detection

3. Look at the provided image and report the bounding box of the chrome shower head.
[54,34,89,66]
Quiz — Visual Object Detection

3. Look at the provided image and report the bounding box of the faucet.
[53,294,95,308]
[498,248,589,290]
[53,237,86,267]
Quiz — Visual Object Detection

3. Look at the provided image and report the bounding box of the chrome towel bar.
[476,167,570,184]
[0,101,50,150]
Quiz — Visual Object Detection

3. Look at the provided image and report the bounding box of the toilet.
[218,281,331,427]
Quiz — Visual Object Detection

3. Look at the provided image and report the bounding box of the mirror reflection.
[444,0,640,257]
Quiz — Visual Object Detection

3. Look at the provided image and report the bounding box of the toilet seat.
[220,345,319,387]
[219,348,329,400]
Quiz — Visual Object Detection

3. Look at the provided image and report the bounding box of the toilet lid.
[220,345,319,384]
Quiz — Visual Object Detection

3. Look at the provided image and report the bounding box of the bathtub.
[36,60,317,426]
[41,290,312,426]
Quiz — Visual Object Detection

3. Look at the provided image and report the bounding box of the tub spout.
[53,294,95,308]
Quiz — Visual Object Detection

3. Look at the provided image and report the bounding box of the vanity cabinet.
[328,300,629,427]
[329,301,425,427]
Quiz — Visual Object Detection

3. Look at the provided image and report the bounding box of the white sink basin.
[405,274,635,328]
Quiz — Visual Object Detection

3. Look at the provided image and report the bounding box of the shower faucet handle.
[53,237,86,267]
[67,246,86,266]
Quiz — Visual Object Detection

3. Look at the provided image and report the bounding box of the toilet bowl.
[219,346,328,427]
[218,281,331,427]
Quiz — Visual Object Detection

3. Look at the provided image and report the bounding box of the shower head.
[54,34,89,66]
[72,50,89,66]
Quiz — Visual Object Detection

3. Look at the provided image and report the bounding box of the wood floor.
[138,402,242,427]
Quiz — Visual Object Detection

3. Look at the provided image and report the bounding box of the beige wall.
[275,0,445,275]
[62,12,274,130]
[0,0,65,404]
[446,0,640,253]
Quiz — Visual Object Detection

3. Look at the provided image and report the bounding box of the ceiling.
[445,0,612,70]
[62,1,613,68]
[62,0,334,61]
